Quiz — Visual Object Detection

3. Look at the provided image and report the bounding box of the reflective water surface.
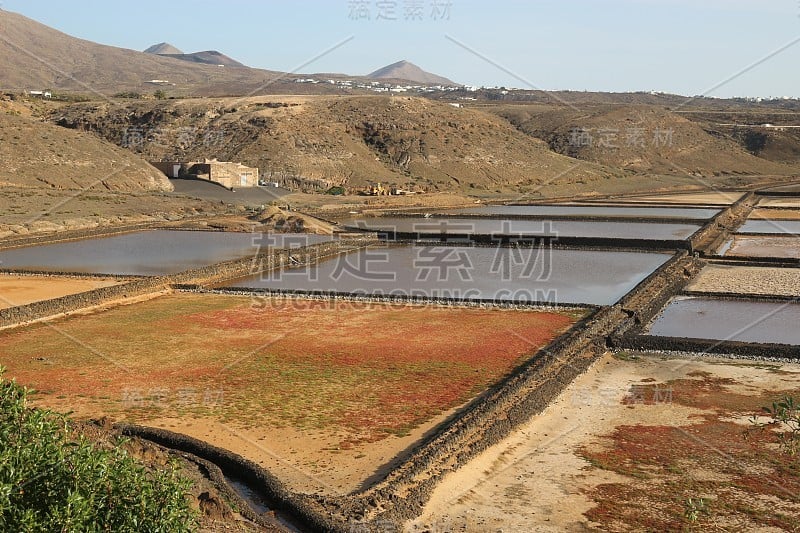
[0,230,332,275]
[228,246,672,305]
[648,296,800,344]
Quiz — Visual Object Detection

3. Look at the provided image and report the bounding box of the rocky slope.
[52,95,621,193]
[494,104,798,178]
[0,106,171,192]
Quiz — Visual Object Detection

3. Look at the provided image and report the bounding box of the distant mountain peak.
[144,42,183,55]
[367,60,456,86]
[145,42,246,68]
[160,50,246,68]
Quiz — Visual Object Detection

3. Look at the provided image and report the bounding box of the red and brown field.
[0,293,583,492]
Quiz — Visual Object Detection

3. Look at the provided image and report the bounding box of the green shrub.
[754,396,800,457]
[326,186,346,196]
[0,368,196,532]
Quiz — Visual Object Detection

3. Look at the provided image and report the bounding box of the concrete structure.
[150,161,183,178]
[189,159,258,189]
[150,159,259,189]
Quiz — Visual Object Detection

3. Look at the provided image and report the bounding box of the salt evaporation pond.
[227,246,673,305]
[447,205,720,219]
[724,236,800,259]
[0,230,332,276]
[647,296,800,345]
[738,220,800,235]
[340,217,701,240]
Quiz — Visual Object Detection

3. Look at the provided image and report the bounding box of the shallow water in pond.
[223,475,302,532]
[0,230,332,276]
[340,217,701,240]
[227,246,672,305]
[446,205,720,219]
[647,296,800,345]
[738,220,800,235]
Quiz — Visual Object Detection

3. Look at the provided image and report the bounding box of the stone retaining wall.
[690,192,757,254]
[387,212,713,225]
[619,335,800,359]
[364,232,694,251]
[203,287,598,311]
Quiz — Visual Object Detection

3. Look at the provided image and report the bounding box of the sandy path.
[0,275,122,309]
[687,264,800,297]
[408,353,800,532]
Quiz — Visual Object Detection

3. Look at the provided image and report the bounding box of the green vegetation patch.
[0,368,196,532]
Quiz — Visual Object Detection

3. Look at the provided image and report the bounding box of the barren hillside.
[52,95,622,193]
[493,104,798,178]
[0,104,171,192]
[674,110,800,165]
[0,10,281,95]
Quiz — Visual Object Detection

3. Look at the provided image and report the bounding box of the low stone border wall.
[618,334,800,359]
[755,189,800,198]
[705,256,800,267]
[691,192,757,254]
[683,290,800,302]
[616,252,701,328]
[386,212,713,225]
[0,270,143,280]
[202,287,598,311]
[350,230,694,251]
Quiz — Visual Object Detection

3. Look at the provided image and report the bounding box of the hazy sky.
[4,0,800,97]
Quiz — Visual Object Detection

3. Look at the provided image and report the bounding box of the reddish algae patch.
[581,371,800,530]
[0,294,580,445]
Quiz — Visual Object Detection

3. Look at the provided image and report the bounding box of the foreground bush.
[0,368,196,532]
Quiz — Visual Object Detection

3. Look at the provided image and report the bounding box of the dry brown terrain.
[410,353,800,532]
[493,104,798,179]
[0,275,122,309]
[0,187,226,239]
[674,110,800,165]
[0,111,171,192]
